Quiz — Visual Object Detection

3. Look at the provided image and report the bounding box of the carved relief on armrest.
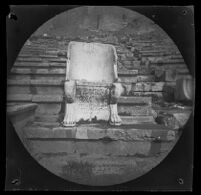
[64,80,76,103]
[62,80,76,127]
[109,81,124,126]
[109,82,124,104]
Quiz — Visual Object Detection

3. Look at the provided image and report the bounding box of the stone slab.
[131,82,165,92]
[28,139,173,158]
[34,114,63,122]
[173,112,192,128]
[120,116,155,124]
[7,86,31,95]
[7,94,153,105]
[35,103,62,115]
[118,105,152,116]
[32,95,63,103]
[165,69,177,82]
[11,67,66,75]
[7,79,31,85]
[7,103,37,116]
[24,123,177,142]
[118,96,152,105]
[7,94,33,102]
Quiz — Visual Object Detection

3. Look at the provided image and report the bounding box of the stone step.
[16,57,61,62]
[23,122,177,142]
[14,56,183,65]
[34,114,155,124]
[169,55,183,59]
[7,75,65,82]
[150,64,187,71]
[18,54,59,59]
[13,62,144,75]
[7,79,165,97]
[27,138,175,158]
[35,114,64,122]
[7,78,166,88]
[9,68,155,83]
[128,91,163,99]
[139,48,179,52]
[16,58,66,63]
[158,59,184,64]
[7,80,166,99]
[7,85,64,95]
[118,105,152,116]
[12,66,140,76]
[7,94,152,104]
[141,53,180,57]
[7,94,152,115]
[20,51,46,55]
[120,116,155,124]
[14,61,66,68]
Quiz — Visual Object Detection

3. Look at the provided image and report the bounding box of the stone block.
[151,82,165,91]
[30,79,62,86]
[132,61,141,68]
[29,140,75,154]
[87,128,106,140]
[173,112,191,128]
[35,114,62,122]
[53,127,77,138]
[24,126,53,138]
[75,127,88,139]
[118,105,151,116]
[34,121,60,127]
[137,75,155,82]
[121,116,155,124]
[7,103,37,116]
[7,79,30,85]
[132,83,151,92]
[138,68,151,75]
[7,86,31,95]
[129,92,163,99]
[32,95,63,102]
[35,103,62,115]
[155,113,180,130]
[16,57,43,62]
[165,69,177,81]
[118,70,138,76]
[154,69,165,82]
[35,86,64,95]
[7,94,33,102]
[126,53,134,58]
[122,61,132,65]
[11,67,66,75]
[118,54,126,59]
[105,141,151,156]
[162,85,176,102]
[24,122,178,142]
[74,141,106,155]
[119,76,138,83]
[8,75,32,80]
[118,96,152,105]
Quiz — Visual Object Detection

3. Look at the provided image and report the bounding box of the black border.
[2,4,198,191]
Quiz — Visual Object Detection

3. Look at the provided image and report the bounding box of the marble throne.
[62,41,124,127]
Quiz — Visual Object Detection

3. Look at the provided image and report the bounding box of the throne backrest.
[66,41,117,83]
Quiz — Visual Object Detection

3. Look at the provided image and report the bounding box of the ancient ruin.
[63,41,125,126]
[6,6,194,186]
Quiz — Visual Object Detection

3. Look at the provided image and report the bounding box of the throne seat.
[63,41,124,126]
